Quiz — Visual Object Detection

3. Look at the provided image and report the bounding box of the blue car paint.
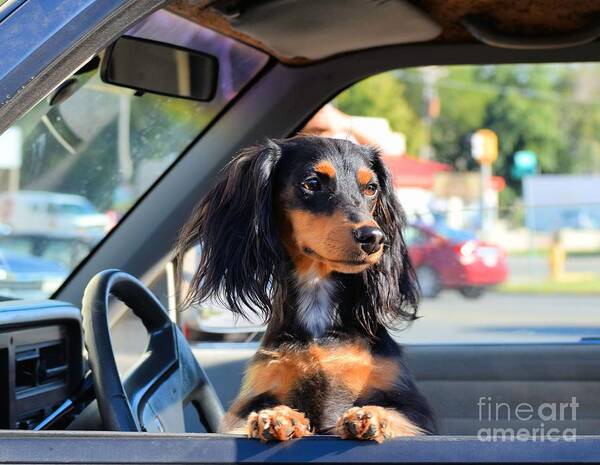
[0,250,65,274]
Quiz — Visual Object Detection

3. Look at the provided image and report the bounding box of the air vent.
[15,341,67,394]
[0,309,84,430]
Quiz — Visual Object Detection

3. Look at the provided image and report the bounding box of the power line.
[395,68,600,106]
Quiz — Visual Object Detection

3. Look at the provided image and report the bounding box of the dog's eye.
[302,177,321,192]
[364,183,378,197]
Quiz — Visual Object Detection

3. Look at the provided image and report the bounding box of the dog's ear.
[365,147,419,330]
[175,140,284,321]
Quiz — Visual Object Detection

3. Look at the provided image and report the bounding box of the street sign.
[471,129,498,165]
[511,150,537,179]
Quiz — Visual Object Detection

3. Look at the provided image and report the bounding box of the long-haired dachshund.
[176,135,435,443]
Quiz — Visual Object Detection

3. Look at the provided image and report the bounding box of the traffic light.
[511,150,537,179]
[470,129,498,165]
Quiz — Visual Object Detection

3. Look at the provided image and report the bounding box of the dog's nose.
[353,226,385,255]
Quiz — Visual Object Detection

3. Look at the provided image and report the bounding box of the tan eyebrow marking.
[357,167,375,186]
[314,160,336,178]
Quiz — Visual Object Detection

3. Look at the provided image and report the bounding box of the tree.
[334,73,425,155]
[479,65,567,179]
[427,66,494,170]
[335,63,600,211]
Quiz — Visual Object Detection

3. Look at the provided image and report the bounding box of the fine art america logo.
[477,397,578,442]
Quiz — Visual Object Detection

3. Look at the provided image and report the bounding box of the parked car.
[0,249,67,300]
[406,223,508,298]
[0,191,108,239]
[0,232,95,269]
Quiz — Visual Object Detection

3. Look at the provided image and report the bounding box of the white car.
[0,191,108,239]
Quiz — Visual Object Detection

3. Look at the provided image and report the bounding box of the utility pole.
[471,129,499,234]
[419,67,445,160]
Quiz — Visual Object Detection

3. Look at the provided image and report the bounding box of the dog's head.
[176,136,418,332]
[275,137,387,276]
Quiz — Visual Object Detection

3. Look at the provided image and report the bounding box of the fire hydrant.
[549,231,565,281]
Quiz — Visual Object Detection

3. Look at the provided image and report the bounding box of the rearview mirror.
[101,36,219,101]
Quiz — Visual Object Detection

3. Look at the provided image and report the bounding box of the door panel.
[194,343,600,435]
[3,430,600,463]
[409,344,600,435]
[195,346,254,412]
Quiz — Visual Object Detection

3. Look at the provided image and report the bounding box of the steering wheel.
[81,269,224,432]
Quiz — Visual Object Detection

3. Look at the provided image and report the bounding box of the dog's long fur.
[176,136,436,441]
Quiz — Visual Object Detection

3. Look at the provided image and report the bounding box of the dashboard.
[0,301,83,429]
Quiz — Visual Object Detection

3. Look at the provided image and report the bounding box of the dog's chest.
[295,274,335,338]
[246,343,399,429]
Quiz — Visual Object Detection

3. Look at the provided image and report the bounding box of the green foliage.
[334,73,425,154]
[335,64,600,184]
[559,65,600,174]
[478,65,567,190]
[498,186,524,227]
[428,66,494,170]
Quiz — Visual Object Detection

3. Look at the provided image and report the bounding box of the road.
[400,290,600,344]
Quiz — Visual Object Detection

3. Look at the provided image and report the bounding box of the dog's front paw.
[336,406,423,443]
[247,405,311,442]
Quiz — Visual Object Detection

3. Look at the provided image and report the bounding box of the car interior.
[2,0,600,463]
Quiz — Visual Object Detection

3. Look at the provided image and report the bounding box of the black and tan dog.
[176,136,435,443]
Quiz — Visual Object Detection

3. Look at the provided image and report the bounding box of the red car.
[405,223,508,299]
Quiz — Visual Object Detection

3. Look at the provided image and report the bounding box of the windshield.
[0,9,267,300]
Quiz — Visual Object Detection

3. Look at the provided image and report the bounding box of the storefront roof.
[383,155,450,189]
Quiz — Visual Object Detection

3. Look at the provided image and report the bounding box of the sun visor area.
[215,0,441,61]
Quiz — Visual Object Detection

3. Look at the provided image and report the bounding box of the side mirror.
[101,36,219,101]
